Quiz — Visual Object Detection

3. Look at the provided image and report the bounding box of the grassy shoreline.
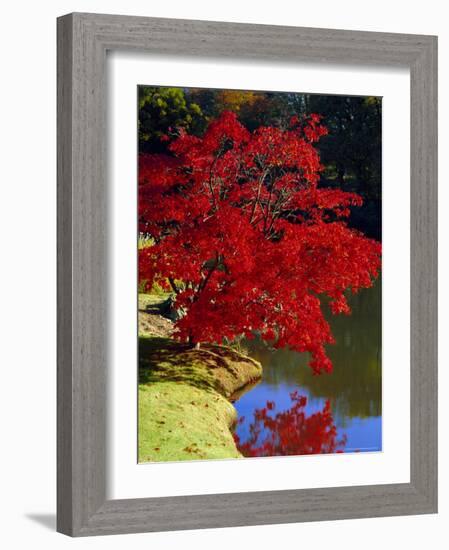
[138,298,263,462]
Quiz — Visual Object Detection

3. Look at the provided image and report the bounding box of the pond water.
[233,279,382,456]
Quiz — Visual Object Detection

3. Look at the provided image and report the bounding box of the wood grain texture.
[57,12,438,536]
[57,13,74,536]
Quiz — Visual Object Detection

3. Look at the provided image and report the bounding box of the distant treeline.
[138,87,382,240]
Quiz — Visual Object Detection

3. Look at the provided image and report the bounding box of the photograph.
[137,86,382,463]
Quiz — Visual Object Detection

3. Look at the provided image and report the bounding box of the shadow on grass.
[139,336,225,393]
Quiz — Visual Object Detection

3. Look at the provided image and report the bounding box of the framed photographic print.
[57,12,437,536]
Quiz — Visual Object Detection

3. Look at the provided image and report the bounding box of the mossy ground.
[138,296,262,463]
[139,379,240,462]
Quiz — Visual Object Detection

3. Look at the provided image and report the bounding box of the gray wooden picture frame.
[57,12,438,537]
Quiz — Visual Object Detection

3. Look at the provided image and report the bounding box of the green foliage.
[185,88,288,131]
[138,234,154,250]
[138,87,206,152]
[305,95,382,197]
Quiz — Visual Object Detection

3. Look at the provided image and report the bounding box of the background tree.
[297,95,382,238]
[304,95,382,192]
[138,87,206,153]
[186,88,289,131]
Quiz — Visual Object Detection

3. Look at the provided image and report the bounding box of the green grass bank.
[138,294,263,463]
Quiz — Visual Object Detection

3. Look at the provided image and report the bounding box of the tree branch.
[168,277,180,295]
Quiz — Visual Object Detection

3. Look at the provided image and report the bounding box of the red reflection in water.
[234,391,346,457]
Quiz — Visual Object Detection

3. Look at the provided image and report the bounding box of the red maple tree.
[139,111,381,374]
